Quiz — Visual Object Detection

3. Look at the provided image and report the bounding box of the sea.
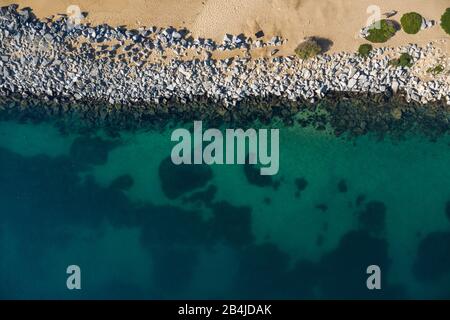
[0,106,449,299]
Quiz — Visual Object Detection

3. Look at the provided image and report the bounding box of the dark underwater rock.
[413,231,450,282]
[109,174,134,190]
[295,177,308,191]
[337,179,348,193]
[358,201,387,235]
[158,156,213,199]
[243,162,279,189]
[70,136,118,165]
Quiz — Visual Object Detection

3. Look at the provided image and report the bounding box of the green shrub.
[358,44,373,58]
[365,19,397,43]
[401,12,423,34]
[427,65,444,75]
[441,8,450,35]
[295,38,322,59]
[389,53,413,68]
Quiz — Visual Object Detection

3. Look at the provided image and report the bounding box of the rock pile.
[0,4,449,123]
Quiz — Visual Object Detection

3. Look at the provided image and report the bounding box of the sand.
[0,0,449,55]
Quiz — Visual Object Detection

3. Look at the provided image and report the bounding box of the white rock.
[391,81,399,93]
[347,78,357,89]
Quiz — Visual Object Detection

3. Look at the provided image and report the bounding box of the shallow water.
[0,115,449,299]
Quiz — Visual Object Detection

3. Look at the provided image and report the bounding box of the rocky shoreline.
[0,4,449,136]
[1,91,448,138]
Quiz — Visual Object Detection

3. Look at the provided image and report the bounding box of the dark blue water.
[0,117,449,299]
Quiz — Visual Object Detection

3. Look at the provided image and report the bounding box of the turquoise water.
[0,116,449,299]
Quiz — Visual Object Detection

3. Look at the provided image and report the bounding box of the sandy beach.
[1,0,448,55]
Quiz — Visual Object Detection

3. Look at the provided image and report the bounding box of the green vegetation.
[400,12,423,34]
[358,44,373,58]
[389,53,413,68]
[427,65,445,75]
[365,20,397,43]
[441,8,450,35]
[295,38,322,60]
